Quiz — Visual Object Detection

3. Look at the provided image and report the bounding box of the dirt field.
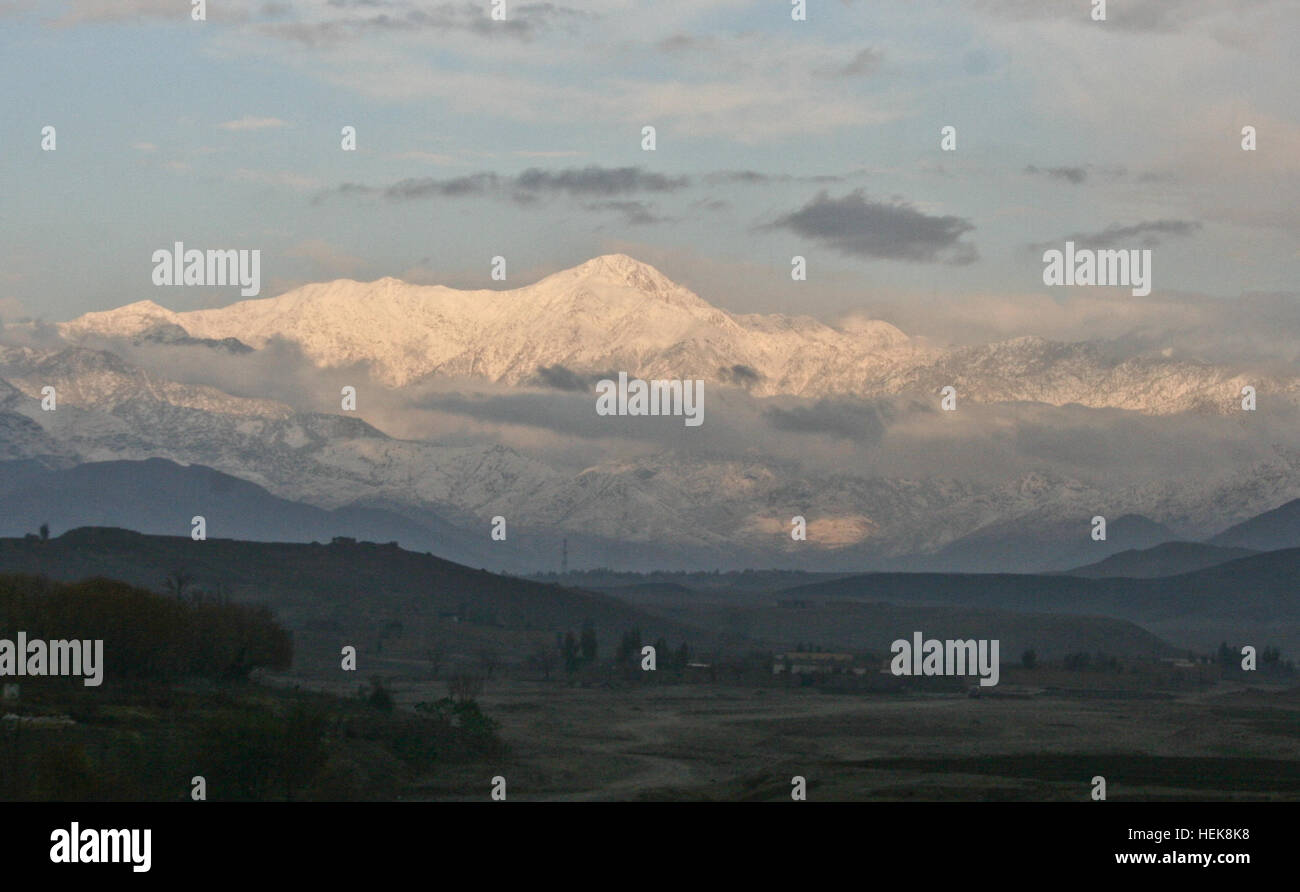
[320,677,1300,801]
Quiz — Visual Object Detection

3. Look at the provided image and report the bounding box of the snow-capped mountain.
[11,255,1300,570]
[3,340,1299,569]
[60,254,1295,413]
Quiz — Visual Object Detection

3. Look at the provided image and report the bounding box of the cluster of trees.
[615,628,694,670]
[1062,651,1120,672]
[1218,641,1294,673]
[791,642,833,653]
[0,574,291,682]
[557,620,600,673]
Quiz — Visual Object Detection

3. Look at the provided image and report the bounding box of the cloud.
[1029,219,1202,252]
[531,364,593,391]
[218,116,289,131]
[514,166,688,197]
[763,398,891,443]
[970,0,1294,42]
[704,170,851,185]
[718,364,762,388]
[258,1,594,46]
[767,189,978,264]
[816,47,882,78]
[47,0,252,26]
[584,201,673,226]
[385,173,502,199]
[1023,164,1087,184]
[316,166,689,205]
[1023,164,1143,186]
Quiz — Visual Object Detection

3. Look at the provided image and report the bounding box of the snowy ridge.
[60,254,1298,414]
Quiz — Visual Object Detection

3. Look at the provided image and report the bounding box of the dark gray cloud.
[767,189,978,264]
[705,170,848,185]
[262,1,593,46]
[816,47,882,77]
[764,398,890,443]
[515,166,688,197]
[718,364,762,388]
[1029,219,1202,252]
[320,166,860,207]
[1024,164,1088,185]
[531,364,592,391]
[584,201,672,226]
[317,166,688,205]
[384,172,501,199]
[1023,164,1148,186]
[655,32,713,54]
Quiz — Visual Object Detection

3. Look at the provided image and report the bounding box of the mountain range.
[1,255,1296,572]
[58,254,1300,412]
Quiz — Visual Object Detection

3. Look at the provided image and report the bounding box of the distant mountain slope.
[914,512,1178,573]
[1066,541,1259,578]
[0,457,498,569]
[0,527,701,653]
[685,602,1176,660]
[0,527,1180,667]
[1209,498,1300,551]
[779,547,1300,624]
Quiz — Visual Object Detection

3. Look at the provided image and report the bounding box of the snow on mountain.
[4,338,1299,566]
[58,255,924,393]
[59,254,1297,414]
[0,345,289,418]
[25,255,1300,568]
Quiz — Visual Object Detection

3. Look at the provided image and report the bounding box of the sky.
[2,0,1298,351]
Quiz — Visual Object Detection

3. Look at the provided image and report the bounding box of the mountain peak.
[59,299,180,340]
[570,254,676,291]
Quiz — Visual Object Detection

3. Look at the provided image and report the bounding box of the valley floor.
[265,674,1300,802]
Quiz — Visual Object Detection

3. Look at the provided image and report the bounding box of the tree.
[38,523,48,542]
[654,637,669,670]
[675,642,692,670]
[426,639,445,679]
[580,620,598,664]
[561,630,580,673]
[529,644,556,680]
[617,627,643,665]
[164,568,195,600]
[367,676,394,712]
[447,673,483,704]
